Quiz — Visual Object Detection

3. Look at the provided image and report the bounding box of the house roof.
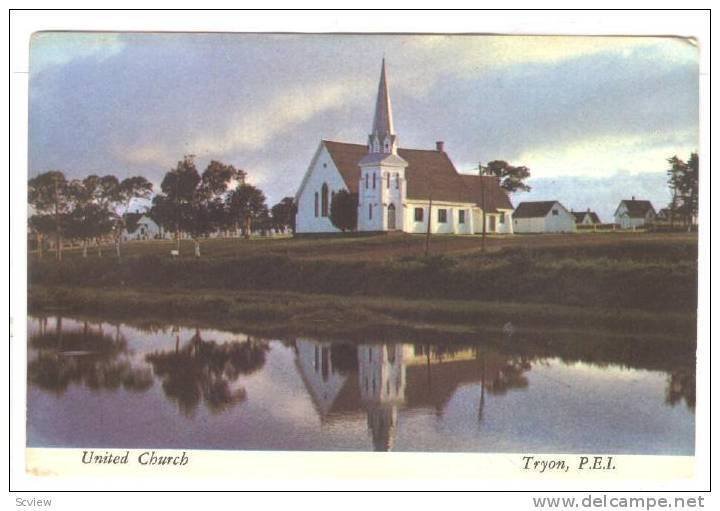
[322,140,514,212]
[618,199,655,218]
[513,201,560,219]
[572,211,601,224]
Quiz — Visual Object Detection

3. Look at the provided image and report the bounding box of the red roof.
[323,140,513,212]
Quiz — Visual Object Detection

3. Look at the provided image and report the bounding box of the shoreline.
[29,285,696,373]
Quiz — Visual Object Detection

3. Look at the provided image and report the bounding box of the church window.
[414,207,424,222]
[323,163,327,168]
[387,173,390,188]
[369,204,373,220]
[395,173,400,189]
[321,183,329,217]
[372,173,376,189]
[314,346,320,372]
[438,209,448,223]
[459,210,466,224]
[365,173,369,189]
[314,192,319,217]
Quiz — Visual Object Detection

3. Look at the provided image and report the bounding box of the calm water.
[27,316,695,454]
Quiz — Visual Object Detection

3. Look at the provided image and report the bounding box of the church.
[295,59,514,234]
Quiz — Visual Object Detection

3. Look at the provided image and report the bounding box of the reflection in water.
[145,328,269,416]
[295,340,532,451]
[28,317,153,395]
[27,316,696,454]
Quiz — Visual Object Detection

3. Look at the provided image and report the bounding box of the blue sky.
[28,32,698,220]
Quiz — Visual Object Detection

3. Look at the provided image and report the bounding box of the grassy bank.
[29,286,696,373]
[30,234,698,312]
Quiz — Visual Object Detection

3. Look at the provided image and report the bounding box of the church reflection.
[294,339,532,451]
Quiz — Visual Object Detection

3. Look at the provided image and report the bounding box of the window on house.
[414,207,424,222]
[321,183,329,217]
[438,209,448,223]
[552,209,559,216]
[499,212,505,224]
[459,210,466,224]
[314,192,319,217]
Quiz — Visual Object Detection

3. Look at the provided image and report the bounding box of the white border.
[7,7,712,503]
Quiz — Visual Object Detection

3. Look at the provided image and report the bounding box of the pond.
[26,316,695,454]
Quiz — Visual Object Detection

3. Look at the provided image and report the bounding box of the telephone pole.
[480,162,487,254]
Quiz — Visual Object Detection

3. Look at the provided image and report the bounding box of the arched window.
[395,173,400,189]
[365,173,369,189]
[321,183,329,217]
[314,192,319,217]
[372,173,376,189]
[387,173,390,188]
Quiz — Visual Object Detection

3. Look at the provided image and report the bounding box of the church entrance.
[387,204,396,230]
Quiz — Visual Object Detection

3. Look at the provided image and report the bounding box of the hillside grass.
[30,232,698,313]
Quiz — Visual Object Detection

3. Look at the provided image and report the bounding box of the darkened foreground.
[30,233,698,313]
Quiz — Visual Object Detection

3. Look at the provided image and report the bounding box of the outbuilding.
[512,201,576,233]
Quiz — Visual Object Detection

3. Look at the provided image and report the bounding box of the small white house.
[122,213,162,241]
[614,198,656,229]
[513,201,576,233]
[572,209,601,225]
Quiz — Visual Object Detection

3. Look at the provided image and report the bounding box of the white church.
[295,59,514,235]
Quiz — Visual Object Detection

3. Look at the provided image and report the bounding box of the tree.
[28,214,55,259]
[270,197,297,234]
[667,153,698,229]
[329,190,358,232]
[226,183,267,239]
[65,178,115,257]
[151,156,237,256]
[482,160,532,193]
[28,171,71,261]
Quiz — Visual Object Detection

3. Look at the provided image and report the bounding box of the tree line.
[28,155,297,260]
[666,152,699,229]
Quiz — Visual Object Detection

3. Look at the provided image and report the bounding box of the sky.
[28,32,698,220]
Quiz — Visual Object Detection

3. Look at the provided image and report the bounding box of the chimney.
[587,208,591,213]
[436,141,444,152]
[632,195,635,201]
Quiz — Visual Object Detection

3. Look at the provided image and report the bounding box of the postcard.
[11,11,709,498]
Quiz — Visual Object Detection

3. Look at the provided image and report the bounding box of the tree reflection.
[27,319,153,395]
[145,329,269,416]
[665,368,695,410]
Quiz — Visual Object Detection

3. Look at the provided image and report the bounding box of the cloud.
[30,32,126,75]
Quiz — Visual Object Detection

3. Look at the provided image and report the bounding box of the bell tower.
[357,58,408,232]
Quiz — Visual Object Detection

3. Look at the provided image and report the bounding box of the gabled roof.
[572,211,601,224]
[617,199,655,218]
[513,201,560,219]
[322,140,514,212]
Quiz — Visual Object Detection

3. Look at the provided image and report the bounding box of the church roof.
[322,140,514,212]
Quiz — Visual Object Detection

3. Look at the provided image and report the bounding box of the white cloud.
[515,131,697,178]
[30,32,126,74]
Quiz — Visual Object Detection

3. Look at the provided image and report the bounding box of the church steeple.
[368,58,398,155]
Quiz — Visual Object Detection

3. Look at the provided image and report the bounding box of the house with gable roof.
[294,59,514,235]
[512,201,576,233]
[614,198,656,229]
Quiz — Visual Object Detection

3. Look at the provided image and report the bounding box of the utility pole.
[424,193,433,257]
[54,174,62,261]
[479,162,487,254]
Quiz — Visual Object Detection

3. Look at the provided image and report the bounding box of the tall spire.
[372,58,395,138]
